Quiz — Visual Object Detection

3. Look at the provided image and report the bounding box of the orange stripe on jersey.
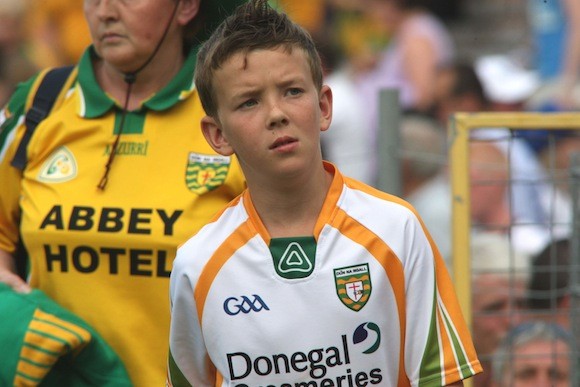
[176,195,243,251]
[215,372,224,386]
[330,207,410,387]
[344,177,411,209]
[434,255,480,366]
[194,220,258,321]
[346,176,481,380]
[210,195,243,223]
[313,164,346,240]
[436,307,457,384]
[241,191,271,244]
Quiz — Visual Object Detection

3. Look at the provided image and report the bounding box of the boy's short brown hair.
[194,0,323,118]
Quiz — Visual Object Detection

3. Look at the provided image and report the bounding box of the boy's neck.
[249,167,333,238]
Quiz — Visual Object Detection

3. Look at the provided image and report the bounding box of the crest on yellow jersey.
[185,153,230,195]
[38,146,77,183]
[334,264,372,311]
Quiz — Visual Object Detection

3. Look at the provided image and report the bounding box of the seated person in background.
[536,130,580,196]
[473,54,540,113]
[470,232,531,387]
[526,0,580,112]
[399,113,451,265]
[491,321,575,387]
[317,34,376,186]
[527,238,573,330]
[435,60,570,257]
[353,0,455,178]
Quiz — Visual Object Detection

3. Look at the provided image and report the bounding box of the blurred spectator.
[426,0,463,22]
[399,113,451,264]
[24,0,91,67]
[526,0,580,111]
[469,141,556,257]
[471,232,531,387]
[473,55,574,250]
[354,0,455,156]
[469,142,511,232]
[474,54,540,112]
[435,60,571,257]
[318,36,376,185]
[527,238,573,330]
[277,0,328,37]
[400,113,446,197]
[0,0,38,105]
[434,60,488,126]
[491,321,575,387]
[537,130,580,196]
[326,0,390,75]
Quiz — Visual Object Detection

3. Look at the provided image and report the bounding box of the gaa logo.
[223,295,270,316]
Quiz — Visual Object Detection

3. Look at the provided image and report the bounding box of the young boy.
[168,1,482,386]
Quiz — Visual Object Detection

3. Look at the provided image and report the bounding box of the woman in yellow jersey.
[0,0,246,385]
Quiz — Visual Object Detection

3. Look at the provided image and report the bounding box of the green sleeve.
[0,74,38,152]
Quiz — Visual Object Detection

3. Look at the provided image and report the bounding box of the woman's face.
[84,0,185,72]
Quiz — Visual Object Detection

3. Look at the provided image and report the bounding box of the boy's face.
[201,47,332,183]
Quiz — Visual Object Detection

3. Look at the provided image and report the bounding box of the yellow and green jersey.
[0,46,246,386]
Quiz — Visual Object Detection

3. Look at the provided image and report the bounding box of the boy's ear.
[176,0,201,26]
[319,85,333,132]
[201,116,235,156]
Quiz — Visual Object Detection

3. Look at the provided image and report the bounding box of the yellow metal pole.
[449,113,474,387]
[449,113,473,327]
[448,111,580,386]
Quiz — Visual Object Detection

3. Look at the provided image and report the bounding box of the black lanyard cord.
[96,0,181,190]
[97,77,134,190]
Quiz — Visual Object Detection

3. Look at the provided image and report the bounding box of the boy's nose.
[267,103,289,129]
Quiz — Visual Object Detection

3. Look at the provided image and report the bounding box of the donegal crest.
[186,153,230,194]
[334,264,371,311]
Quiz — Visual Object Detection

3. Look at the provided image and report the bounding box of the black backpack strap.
[10,65,75,170]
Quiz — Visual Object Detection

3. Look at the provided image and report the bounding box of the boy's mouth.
[269,136,297,150]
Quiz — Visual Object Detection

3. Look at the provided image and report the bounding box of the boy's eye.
[239,99,257,109]
[287,88,303,96]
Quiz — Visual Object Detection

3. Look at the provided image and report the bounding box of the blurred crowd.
[0,0,91,104]
[1,0,578,385]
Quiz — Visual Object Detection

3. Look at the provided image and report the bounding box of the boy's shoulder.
[342,176,419,219]
[175,195,248,264]
[172,195,252,282]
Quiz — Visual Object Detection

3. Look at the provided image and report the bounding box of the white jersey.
[168,163,481,387]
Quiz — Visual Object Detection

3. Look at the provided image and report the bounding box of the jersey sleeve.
[0,75,38,254]
[167,248,215,387]
[403,214,482,386]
